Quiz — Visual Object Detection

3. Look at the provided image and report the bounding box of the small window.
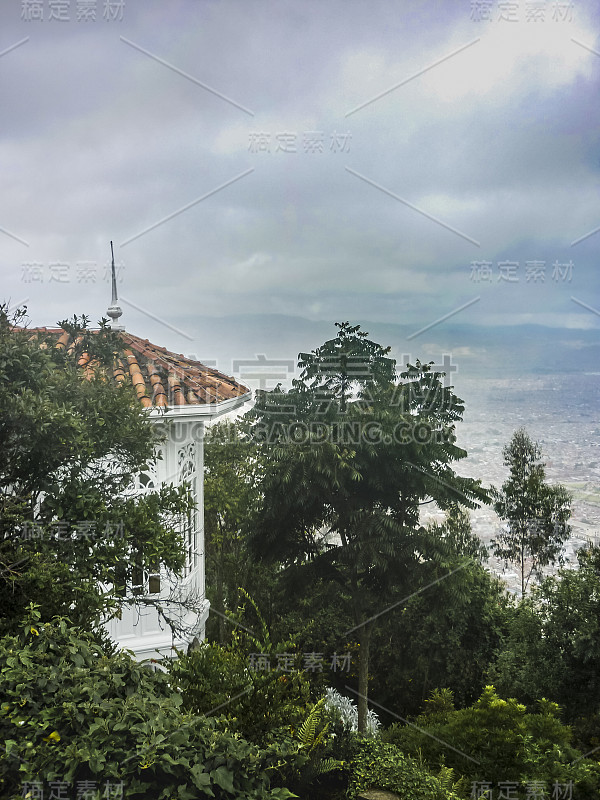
[131,552,161,595]
[132,562,144,596]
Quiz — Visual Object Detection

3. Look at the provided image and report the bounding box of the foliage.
[369,507,509,717]
[491,428,572,596]
[0,607,302,800]
[168,590,353,796]
[167,644,349,796]
[168,638,313,748]
[291,697,345,792]
[295,320,396,413]
[203,419,264,643]
[0,305,194,635]
[346,738,462,800]
[234,507,507,726]
[489,545,600,750]
[248,323,489,566]
[382,686,600,798]
[168,589,316,748]
[324,687,380,737]
[247,321,489,732]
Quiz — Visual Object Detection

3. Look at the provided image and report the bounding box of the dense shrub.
[0,607,305,800]
[166,634,352,796]
[168,639,314,747]
[489,546,600,753]
[346,738,462,800]
[383,686,600,799]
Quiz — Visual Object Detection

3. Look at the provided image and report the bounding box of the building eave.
[144,390,252,422]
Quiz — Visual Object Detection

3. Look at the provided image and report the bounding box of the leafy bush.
[383,686,600,799]
[346,738,461,800]
[169,639,315,746]
[0,606,305,800]
[166,589,357,797]
[324,687,380,737]
[489,546,600,733]
[168,586,320,751]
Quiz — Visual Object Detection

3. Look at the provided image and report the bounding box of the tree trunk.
[343,528,373,735]
[215,559,225,644]
[357,621,372,735]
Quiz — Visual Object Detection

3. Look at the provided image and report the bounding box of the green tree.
[260,508,508,721]
[247,322,489,733]
[489,544,600,749]
[369,507,509,717]
[491,428,572,596]
[203,419,264,643]
[0,305,194,637]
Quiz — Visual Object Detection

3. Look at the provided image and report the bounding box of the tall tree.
[203,418,264,643]
[369,507,508,716]
[0,305,194,636]
[489,544,600,749]
[491,428,572,596]
[247,322,489,733]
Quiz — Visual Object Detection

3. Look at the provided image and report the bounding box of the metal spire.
[106,241,124,330]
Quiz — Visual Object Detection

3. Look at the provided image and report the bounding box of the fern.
[315,757,343,776]
[297,698,328,750]
[232,586,272,652]
[294,698,344,782]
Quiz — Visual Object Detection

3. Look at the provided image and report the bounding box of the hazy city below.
[448,372,600,594]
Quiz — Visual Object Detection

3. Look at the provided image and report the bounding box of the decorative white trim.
[145,392,252,421]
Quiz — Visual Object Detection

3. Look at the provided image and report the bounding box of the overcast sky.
[1,0,599,364]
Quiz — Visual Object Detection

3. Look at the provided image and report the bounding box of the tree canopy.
[491,428,572,596]
[0,305,193,637]
[247,322,490,731]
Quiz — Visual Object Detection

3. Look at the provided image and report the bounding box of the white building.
[29,270,250,661]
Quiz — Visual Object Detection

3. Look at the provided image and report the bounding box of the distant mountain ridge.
[185,313,599,381]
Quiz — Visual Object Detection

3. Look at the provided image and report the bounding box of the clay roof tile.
[21,326,249,409]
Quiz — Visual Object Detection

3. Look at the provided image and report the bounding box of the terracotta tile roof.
[23,327,250,409]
